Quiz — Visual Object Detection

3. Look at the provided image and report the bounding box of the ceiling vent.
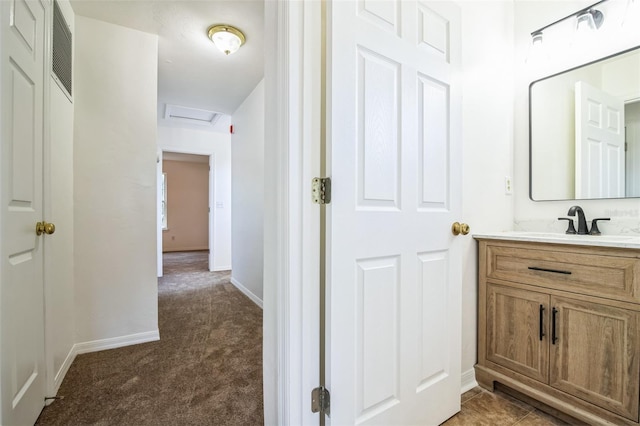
[164,104,223,127]
[52,0,72,99]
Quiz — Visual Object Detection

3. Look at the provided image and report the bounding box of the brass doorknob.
[36,221,56,236]
[451,222,470,236]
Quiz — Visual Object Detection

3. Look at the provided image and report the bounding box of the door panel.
[1,0,46,424]
[575,80,625,198]
[550,297,640,420]
[418,74,449,209]
[416,250,449,389]
[357,48,399,209]
[327,1,461,424]
[356,256,399,418]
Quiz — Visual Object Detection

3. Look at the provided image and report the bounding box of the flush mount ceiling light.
[207,25,246,56]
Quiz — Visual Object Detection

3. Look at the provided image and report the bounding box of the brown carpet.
[36,251,264,425]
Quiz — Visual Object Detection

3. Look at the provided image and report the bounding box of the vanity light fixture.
[207,25,246,56]
[576,9,604,32]
[530,0,607,45]
[531,31,543,47]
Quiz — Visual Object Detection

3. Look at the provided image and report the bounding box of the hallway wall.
[74,16,159,346]
[231,79,265,305]
[46,0,76,393]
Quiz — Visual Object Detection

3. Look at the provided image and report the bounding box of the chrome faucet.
[567,205,589,235]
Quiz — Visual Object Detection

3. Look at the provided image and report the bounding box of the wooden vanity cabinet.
[476,238,640,425]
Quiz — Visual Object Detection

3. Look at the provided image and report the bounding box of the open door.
[0,0,47,424]
[625,101,640,197]
[575,80,625,198]
[326,1,463,424]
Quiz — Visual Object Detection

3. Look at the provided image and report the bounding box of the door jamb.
[264,1,321,424]
[157,149,215,275]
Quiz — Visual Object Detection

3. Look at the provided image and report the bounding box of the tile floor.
[441,387,569,425]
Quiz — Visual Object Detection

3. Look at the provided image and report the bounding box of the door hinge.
[311,386,330,414]
[312,177,331,205]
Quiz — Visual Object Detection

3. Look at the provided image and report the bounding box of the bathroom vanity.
[475,233,640,425]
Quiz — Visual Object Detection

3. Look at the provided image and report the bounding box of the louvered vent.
[52,0,72,97]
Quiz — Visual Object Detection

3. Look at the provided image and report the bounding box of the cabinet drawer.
[485,244,640,303]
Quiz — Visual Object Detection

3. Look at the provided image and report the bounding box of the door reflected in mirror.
[530,46,640,201]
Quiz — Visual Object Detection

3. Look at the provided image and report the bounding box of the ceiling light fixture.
[530,0,606,45]
[207,25,246,56]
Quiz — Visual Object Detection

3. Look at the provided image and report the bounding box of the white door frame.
[156,149,216,276]
[264,1,321,424]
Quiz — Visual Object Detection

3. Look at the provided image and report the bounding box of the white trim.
[157,148,217,273]
[49,330,160,395]
[231,278,264,309]
[213,265,231,272]
[52,346,77,393]
[162,246,209,252]
[157,150,164,277]
[73,330,160,355]
[264,1,320,424]
[461,368,478,394]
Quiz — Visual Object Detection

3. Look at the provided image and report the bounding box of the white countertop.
[473,231,640,250]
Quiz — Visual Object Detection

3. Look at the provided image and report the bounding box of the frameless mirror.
[530,46,640,201]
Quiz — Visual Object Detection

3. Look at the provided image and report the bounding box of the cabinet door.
[550,297,640,421]
[486,284,549,383]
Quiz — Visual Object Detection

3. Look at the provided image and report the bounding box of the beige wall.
[163,159,209,252]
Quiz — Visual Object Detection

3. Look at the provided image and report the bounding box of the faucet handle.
[558,217,577,234]
[589,218,610,235]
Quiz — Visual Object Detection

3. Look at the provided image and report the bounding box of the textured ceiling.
[70,0,265,115]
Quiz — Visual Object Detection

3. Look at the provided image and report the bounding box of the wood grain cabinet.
[476,238,640,425]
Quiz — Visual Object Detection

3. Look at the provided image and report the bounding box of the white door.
[327,0,462,424]
[625,101,640,197]
[0,0,47,424]
[575,81,625,198]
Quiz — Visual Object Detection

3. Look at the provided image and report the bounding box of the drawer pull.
[552,307,558,345]
[528,266,572,275]
[539,304,545,341]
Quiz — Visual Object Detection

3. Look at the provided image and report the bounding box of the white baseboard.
[73,330,160,355]
[461,368,478,394]
[53,346,77,393]
[163,247,208,252]
[231,277,263,309]
[212,265,231,272]
[49,330,160,396]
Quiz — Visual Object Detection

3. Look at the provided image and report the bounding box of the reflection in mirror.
[530,46,640,201]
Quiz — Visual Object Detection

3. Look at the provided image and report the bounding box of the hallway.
[36,252,263,425]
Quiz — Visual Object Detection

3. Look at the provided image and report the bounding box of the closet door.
[0,0,47,424]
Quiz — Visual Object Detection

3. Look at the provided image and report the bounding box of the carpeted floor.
[36,251,264,425]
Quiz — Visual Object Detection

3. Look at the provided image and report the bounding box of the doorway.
[161,152,210,268]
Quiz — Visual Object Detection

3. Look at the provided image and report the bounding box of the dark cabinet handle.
[539,304,545,341]
[552,307,558,345]
[528,266,571,275]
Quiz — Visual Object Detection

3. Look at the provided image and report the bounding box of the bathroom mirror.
[530,46,640,201]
